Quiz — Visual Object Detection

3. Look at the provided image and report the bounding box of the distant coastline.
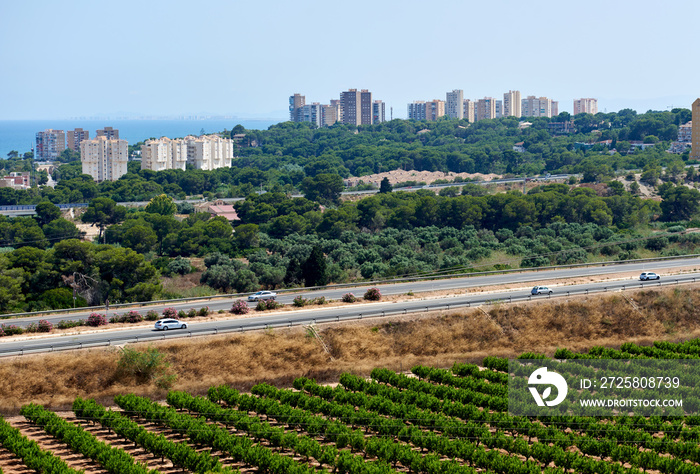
[0,118,284,157]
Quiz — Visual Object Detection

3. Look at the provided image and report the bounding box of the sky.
[2,0,699,120]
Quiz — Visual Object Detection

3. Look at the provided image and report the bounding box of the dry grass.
[3,285,700,414]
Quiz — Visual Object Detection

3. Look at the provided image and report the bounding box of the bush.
[109,313,125,324]
[37,320,53,332]
[363,288,381,301]
[341,293,357,303]
[162,307,178,318]
[293,295,308,307]
[126,311,143,323]
[57,320,83,329]
[197,306,210,317]
[167,257,192,276]
[116,346,177,389]
[186,308,197,318]
[177,310,187,319]
[255,299,282,311]
[145,310,159,321]
[0,324,24,336]
[310,296,327,305]
[230,300,249,315]
[86,313,108,327]
[255,300,267,311]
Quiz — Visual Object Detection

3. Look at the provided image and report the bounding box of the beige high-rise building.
[35,129,65,161]
[463,99,475,123]
[185,135,234,171]
[691,99,700,161]
[503,90,521,117]
[81,136,128,182]
[321,103,340,126]
[476,97,497,121]
[141,137,188,171]
[446,90,464,119]
[289,93,305,122]
[96,127,119,139]
[340,89,372,125]
[66,128,89,152]
[522,96,555,118]
[573,98,598,115]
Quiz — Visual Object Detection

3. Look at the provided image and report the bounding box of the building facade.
[66,128,89,152]
[692,99,700,161]
[476,97,497,121]
[35,129,66,161]
[573,98,598,115]
[463,99,475,123]
[446,89,464,119]
[372,100,385,124]
[289,93,305,122]
[340,89,372,125]
[96,127,119,139]
[503,90,521,117]
[185,135,234,171]
[141,137,188,171]
[521,96,555,118]
[81,136,128,182]
[408,100,445,121]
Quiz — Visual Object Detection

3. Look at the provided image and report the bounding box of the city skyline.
[1,0,699,121]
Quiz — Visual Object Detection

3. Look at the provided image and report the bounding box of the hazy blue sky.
[2,0,699,120]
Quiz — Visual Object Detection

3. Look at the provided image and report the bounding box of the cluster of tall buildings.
[409,91,598,122]
[35,127,120,161]
[289,89,386,127]
[140,135,234,172]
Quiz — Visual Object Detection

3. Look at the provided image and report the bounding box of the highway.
[0,258,698,356]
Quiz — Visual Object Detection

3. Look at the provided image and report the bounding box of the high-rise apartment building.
[408,101,426,120]
[573,98,598,115]
[340,89,372,125]
[446,90,464,119]
[476,97,497,121]
[141,137,188,171]
[185,135,234,171]
[321,103,340,126]
[289,93,305,122]
[503,90,521,117]
[495,100,503,118]
[96,127,119,139]
[408,100,445,121]
[66,128,89,152]
[35,129,66,161]
[521,96,555,118]
[372,100,385,124]
[691,99,700,161]
[81,136,128,182]
[463,99,475,123]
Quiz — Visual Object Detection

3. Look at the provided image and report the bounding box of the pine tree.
[301,246,327,287]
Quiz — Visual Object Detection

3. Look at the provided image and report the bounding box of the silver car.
[248,291,277,302]
[531,286,552,295]
[154,318,188,331]
[640,272,660,281]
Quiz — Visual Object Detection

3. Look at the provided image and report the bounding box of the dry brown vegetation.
[3,285,700,414]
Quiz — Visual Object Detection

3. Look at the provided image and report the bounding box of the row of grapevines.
[20,404,154,474]
[0,415,80,474]
[411,365,507,397]
[114,393,320,474]
[72,397,229,473]
[168,390,414,474]
[450,363,509,385]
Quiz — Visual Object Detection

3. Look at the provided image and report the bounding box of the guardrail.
[0,276,693,357]
[2,253,699,321]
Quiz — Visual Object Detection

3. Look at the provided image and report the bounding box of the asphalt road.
[0,259,697,356]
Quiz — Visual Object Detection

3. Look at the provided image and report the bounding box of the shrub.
[230,300,249,315]
[86,313,108,327]
[197,306,210,317]
[310,296,327,305]
[186,308,197,318]
[255,300,267,311]
[293,295,308,307]
[109,313,126,324]
[126,311,143,323]
[37,320,53,332]
[145,310,160,321]
[341,293,357,303]
[266,299,282,310]
[0,324,24,336]
[177,310,187,319]
[167,257,192,276]
[57,320,83,330]
[162,307,177,318]
[116,346,177,389]
[25,323,38,333]
[363,288,381,301]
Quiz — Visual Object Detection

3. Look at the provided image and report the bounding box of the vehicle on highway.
[248,290,277,302]
[640,272,660,281]
[154,318,188,331]
[531,286,553,295]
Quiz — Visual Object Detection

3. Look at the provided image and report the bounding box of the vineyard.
[4,339,700,473]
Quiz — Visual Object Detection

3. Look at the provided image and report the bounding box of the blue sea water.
[0,119,283,157]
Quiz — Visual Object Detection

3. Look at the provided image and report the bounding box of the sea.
[0,119,283,157]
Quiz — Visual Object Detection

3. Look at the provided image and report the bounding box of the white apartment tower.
[141,137,188,171]
[186,135,233,171]
[372,100,385,124]
[573,98,598,115]
[521,96,555,118]
[446,90,464,119]
[503,90,521,117]
[463,99,475,123]
[81,136,128,182]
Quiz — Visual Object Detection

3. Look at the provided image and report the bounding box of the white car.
[640,272,660,281]
[531,286,552,295]
[154,318,188,331]
[248,291,277,302]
